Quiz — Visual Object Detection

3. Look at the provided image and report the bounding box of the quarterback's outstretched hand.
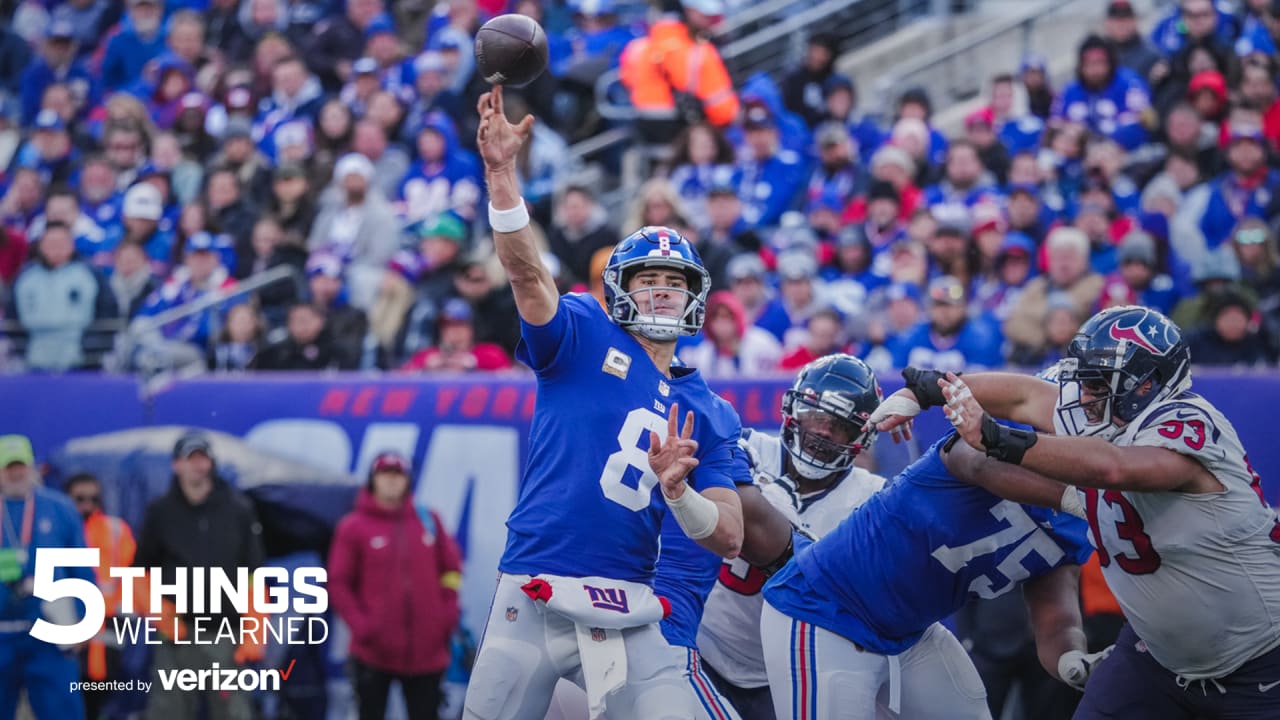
[649,404,699,499]
[1058,646,1113,691]
[476,86,534,174]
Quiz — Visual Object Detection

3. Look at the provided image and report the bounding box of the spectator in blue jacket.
[0,434,92,720]
[20,21,97,127]
[1199,126,1280,251]
[100,0,168,92]
[821,74,885,166]
[1054,34,1152,151]
[890,275,1004,371]
[734,100,807,229]
[1150,0,1275,60]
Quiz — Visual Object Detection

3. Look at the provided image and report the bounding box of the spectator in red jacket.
[329,451,462,720]
[400,298,512,372]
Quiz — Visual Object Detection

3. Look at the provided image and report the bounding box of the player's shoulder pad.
[1131,397,1226,459]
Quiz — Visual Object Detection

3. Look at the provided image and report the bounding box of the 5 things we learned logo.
[28,548,330,649]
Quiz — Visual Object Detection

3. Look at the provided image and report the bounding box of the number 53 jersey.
[501,293,742,584]
[763,434,1094,656]
[1063,391,1280,681]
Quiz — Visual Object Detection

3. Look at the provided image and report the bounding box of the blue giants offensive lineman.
[896,306,1280,719]
[464,87,744,720]
[759,419,1099,718]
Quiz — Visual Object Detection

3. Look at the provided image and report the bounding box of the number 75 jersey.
[762,434,1094,656]
[1065,391,1280,680]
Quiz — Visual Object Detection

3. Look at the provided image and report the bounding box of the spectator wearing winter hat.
[724,253,771,328]
[101,0,168,91]
[1019,53,1054,120]
[207,119,274,203]
[328,450,461,720]
[1004,226,1105,356]
[401,298,511,372]
[1053,34,1151,150]
[399,115,478,224]
[735,100,808,228]
[402,51,461,144]
[414,212,470,304]
[963,107,1010,186]
[308,153,401,308]
[305,252,368,368]
[820,74,884,166]
[808,122,867,219]
[340,57,383,118]
[888,274,1003,371]
[12,110,80,188]
[859,146,921,223]
[1187,291,1274,366]
[363,23,414,101]
[980,232,1037,325]
[679,290,783,378]
[19,21,96,127]
[824,224,889,299]
[1099,230,1181,314]
[225,0,289,64]
[756,248,827,349]
[1171,249,1255,331]
[107,182,174,273]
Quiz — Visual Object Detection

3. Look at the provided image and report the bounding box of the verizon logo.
[157,660,295,692]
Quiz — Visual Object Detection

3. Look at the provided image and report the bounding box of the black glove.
[901,367,952,409]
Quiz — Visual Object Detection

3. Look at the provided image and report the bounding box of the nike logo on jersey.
[1260,680,1280,693]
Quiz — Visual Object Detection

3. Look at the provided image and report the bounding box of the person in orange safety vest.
[67,472,136,720]
[619,0,739,142]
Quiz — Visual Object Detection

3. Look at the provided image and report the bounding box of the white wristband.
[1060,485,1086,520]
[665,485,720,540]
[489,202,530,233]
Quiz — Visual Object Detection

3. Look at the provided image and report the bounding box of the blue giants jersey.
[501,293,743,584]
[655,457,753,648]
[654,513,725,648]
[762,434,1093,655]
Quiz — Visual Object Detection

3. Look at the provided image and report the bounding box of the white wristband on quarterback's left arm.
[666,485,720,540]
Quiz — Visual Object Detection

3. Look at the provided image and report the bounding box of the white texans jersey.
[695,429,885,688]
[1058,390,1280,679]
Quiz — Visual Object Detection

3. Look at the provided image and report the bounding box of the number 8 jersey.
[1059,389,1280,680]
[500,293,742,584]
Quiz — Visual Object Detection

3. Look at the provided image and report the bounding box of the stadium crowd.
[0,0,1278,378]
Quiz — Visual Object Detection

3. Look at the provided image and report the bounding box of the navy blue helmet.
[781,354,882,481]
[1058,305,1191,430]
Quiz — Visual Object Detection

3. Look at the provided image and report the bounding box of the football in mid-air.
[474,14,549,88]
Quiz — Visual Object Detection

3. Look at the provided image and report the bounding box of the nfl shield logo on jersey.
[505,606,518,622]
[591,628,607,642]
